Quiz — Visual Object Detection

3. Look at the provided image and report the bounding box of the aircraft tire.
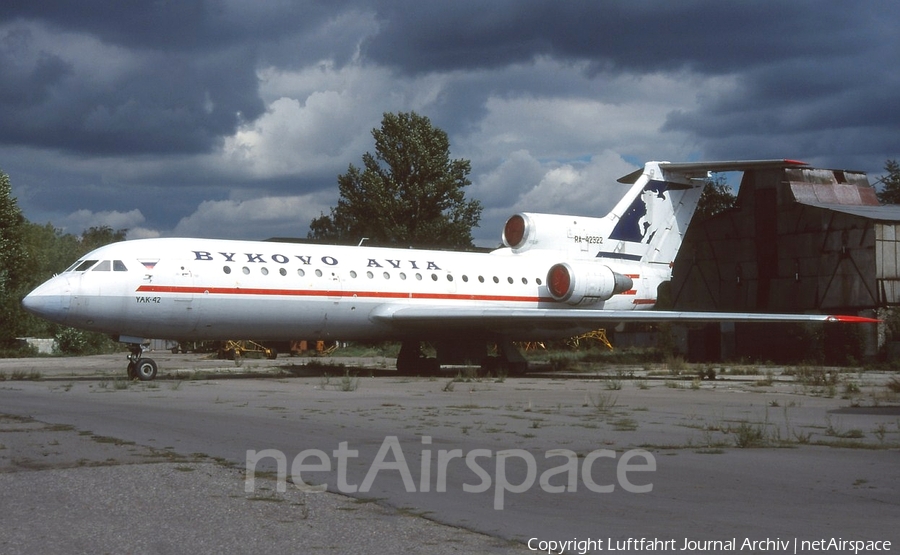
[127,361,138,380]
[134,358,158,381]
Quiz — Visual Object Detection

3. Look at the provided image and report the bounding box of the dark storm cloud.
[0,44,265,155]
[661,23,900,167]
[363,0,872,76]
[3,0,892,158]
[0,34,263,154]
[360,0,899,169]
[0,0,361,156]
[0,1,351,54]
[2,0,898,241]
[0,27,70,106]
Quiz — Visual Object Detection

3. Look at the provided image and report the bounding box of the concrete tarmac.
[1,353,898,554]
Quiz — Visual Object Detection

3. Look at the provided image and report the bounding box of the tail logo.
[609,180,671,244]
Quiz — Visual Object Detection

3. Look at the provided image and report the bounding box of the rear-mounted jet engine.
[547,262,633,306]
[502,212,609,253]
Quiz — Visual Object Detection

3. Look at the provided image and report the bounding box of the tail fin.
[601,159,807,266]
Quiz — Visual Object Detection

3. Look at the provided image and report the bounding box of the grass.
[886,376,900,393]
[664,354,687,375]
[787,366,840,386]
[587,390,618,412]
[730,421,768,448]
[611,417,638,431]
[318,369,361,392]
[7,370,42,381]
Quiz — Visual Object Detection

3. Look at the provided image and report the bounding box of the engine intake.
[547,262,634,306]
[502,213,530,249]
[502,212,609,252]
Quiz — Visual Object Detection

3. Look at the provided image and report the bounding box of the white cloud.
[460,71,709,165]
[472,150,636,246]
[509,150,636,215]
[470,149,546,207]
[59,208,150,235]
[11,52,737,247]
[205,59,718,245]
[126,227,160,240]
[172,193,334,240]
[219,62,399,179]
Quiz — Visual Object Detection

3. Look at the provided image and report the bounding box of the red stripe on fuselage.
[136,284,551,304]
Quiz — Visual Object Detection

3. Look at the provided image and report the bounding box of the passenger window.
[113,260,127,271]
[92,260,111,271]
[75,260,98,272]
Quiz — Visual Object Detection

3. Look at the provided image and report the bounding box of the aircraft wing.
[616,159,808,184]
[370,306,877,335]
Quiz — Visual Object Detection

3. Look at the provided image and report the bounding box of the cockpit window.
[113,260,127,271]
[64,260,83,272]
[93,260,111,271]
[73,260,98,272]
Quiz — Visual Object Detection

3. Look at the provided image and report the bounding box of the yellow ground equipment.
[218,340,278,360]
[566,329,613,350]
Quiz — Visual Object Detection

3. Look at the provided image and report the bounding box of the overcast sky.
[2,1,898,247]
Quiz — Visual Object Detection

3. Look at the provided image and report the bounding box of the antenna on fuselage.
[358,238,369,247]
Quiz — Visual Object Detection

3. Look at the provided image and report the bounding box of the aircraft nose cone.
[22,277,71,324]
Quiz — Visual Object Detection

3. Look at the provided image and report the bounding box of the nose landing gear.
[125,342,158,381]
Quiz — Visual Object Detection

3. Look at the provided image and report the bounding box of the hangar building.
[670,165,900,362]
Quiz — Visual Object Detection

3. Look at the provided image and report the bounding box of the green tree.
[15,225,127,340]
[0,169,128,352]
[875,159,900,204]
[0,168,27,344]
[694,174,736,221]
[309,111,482,249]
[80,226,127,252]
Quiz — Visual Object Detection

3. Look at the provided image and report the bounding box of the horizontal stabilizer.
[617,159,808,184]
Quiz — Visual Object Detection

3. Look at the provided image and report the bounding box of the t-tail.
[502,159,807,273]
[605,159,808,267]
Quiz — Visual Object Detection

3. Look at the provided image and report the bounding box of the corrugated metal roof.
[789,182,880,206]
[797,201,900,221]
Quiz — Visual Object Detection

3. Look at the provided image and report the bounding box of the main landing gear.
[125,343,158,381]
[395,339,528,376]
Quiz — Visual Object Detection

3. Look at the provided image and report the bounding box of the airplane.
[22,159,877,380]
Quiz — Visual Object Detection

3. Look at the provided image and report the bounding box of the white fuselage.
[24,237,664,342]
